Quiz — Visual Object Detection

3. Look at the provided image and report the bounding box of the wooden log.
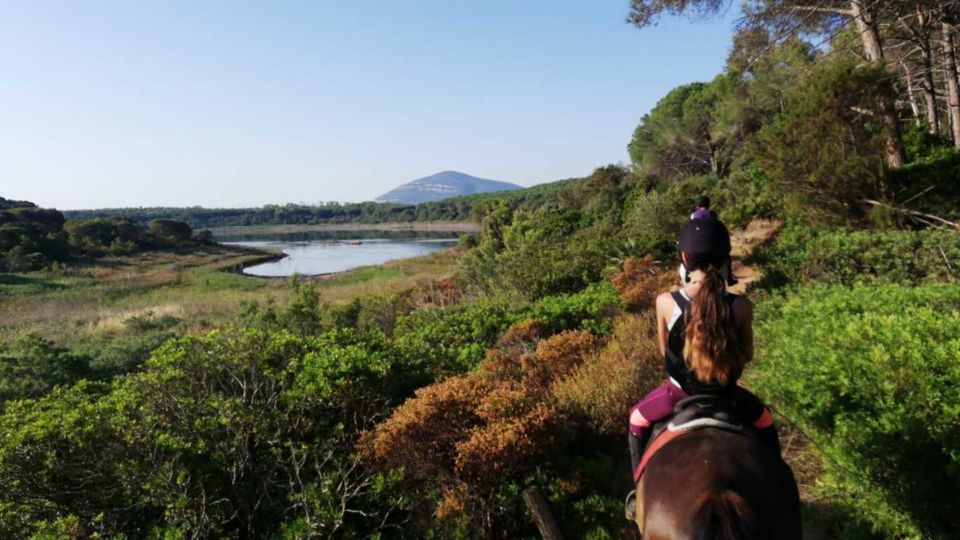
[863,199,960,231]
[523,486,564,540]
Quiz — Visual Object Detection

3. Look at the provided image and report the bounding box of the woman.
[628,218,779,482]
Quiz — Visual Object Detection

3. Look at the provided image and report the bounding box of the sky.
[0,1,741,209]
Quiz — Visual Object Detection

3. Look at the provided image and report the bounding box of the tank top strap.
[671,290,691,311]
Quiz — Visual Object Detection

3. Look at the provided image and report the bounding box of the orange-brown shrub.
[434,483,472,520]
[404,276,465,309]
[494,318,547,356]
[521,330,598,391]
[368,330,603,530]
[553,315,662,436]
[476,349,520,379]
[454,403,560,483]
[474,382,529,422]
[611,256,676,311]
[369,375,497,482]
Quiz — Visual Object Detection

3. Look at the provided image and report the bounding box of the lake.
[221,230,460,277]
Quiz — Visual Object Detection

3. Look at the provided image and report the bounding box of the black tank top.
[664,290,740,396]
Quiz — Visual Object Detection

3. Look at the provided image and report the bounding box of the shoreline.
[223,238,463,281]
[208,220,479,237]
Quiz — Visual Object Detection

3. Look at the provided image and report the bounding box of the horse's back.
[640,429,801,540]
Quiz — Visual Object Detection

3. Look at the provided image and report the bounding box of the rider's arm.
[655,292,673,357]
[733,297,754,363]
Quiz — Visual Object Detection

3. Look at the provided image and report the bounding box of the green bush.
[752,57,890,223]
[620,188,688,259]
[752,283,960,538]
[886,148,960,221]
[0,334,92,404]
[521,282,623,336]
[713,166,781,228]
[0,328,409,538]
[393,283,623,378]
[756,226,960,287]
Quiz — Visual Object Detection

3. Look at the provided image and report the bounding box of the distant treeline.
[0,197,209,272]
[63,178,583,228]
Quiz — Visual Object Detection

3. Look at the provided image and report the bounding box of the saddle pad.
[633,418,744,483]
[634,428,686,483]
[667,416,742,433]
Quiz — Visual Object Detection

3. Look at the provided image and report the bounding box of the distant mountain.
[375,171,522,205]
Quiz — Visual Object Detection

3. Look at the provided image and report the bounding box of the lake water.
[221,231,459,277]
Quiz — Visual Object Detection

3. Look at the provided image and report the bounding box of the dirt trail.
[727,219,783,295]
[726,219,834,538]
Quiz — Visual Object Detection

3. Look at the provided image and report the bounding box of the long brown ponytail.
[683,265,747,386]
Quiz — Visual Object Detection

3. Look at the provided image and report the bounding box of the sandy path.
[728,219,783,295]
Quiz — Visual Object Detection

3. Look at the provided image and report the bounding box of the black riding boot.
[757,424,783,457]
[628,428,651,477]
[626,429,650,522]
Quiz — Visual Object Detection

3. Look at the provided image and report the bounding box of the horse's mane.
[690,489,758,540]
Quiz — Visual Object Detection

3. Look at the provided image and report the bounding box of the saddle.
[634,395,745,483]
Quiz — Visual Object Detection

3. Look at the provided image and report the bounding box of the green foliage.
[192,229,216,244]
[752,284,960,539]
[722,31,815,138]
[147,219,193,243]
[564,165,634,223]
[460,166,633,300]
[900,122,952,163]
[493,209,606,298]
[0,381,144,538]
[629,79,732,183]
[752,57,891,223]
[0,334,92,404]
[704,165,782,228]
[756,225,960,287]
[520,282,623,336]
[393,283,623,378]
[0,328,409,538]
[621,182,698,258]
[0,206,68,271]
[886,148,960,222]
[0,197,202,272]
[457,232,478,249]
[64,217,143,255]
[280,279,326,338]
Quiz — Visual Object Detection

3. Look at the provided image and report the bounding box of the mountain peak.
[375,171,521,205]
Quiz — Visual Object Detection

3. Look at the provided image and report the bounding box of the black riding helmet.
[678,218,730,255]
[677,218,737,285]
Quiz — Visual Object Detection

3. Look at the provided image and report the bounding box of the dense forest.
[63,178,583,228]
[1,1,960,538]
[0,197,208,272]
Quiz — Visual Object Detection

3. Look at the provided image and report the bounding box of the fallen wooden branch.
[523,486,564,540]
[863,199,960,231]
[939,243,956,273]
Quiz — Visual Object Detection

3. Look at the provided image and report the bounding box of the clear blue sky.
[1,1,740,209]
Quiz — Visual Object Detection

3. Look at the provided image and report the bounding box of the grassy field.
[0,243,461,352]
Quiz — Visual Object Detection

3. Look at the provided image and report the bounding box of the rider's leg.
[732,387,784,456]
[628,382,687,480]
[753,407,782,456]
[628,407,651,476]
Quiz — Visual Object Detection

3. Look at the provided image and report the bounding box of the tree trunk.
[916,4,941,135]
[850,0,905,168]
[920,43,941,134]
[941,22,960,148]
[850,0,883,61]
[901,61,922,126]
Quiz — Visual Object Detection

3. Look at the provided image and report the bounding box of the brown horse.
[633,428,801,539]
